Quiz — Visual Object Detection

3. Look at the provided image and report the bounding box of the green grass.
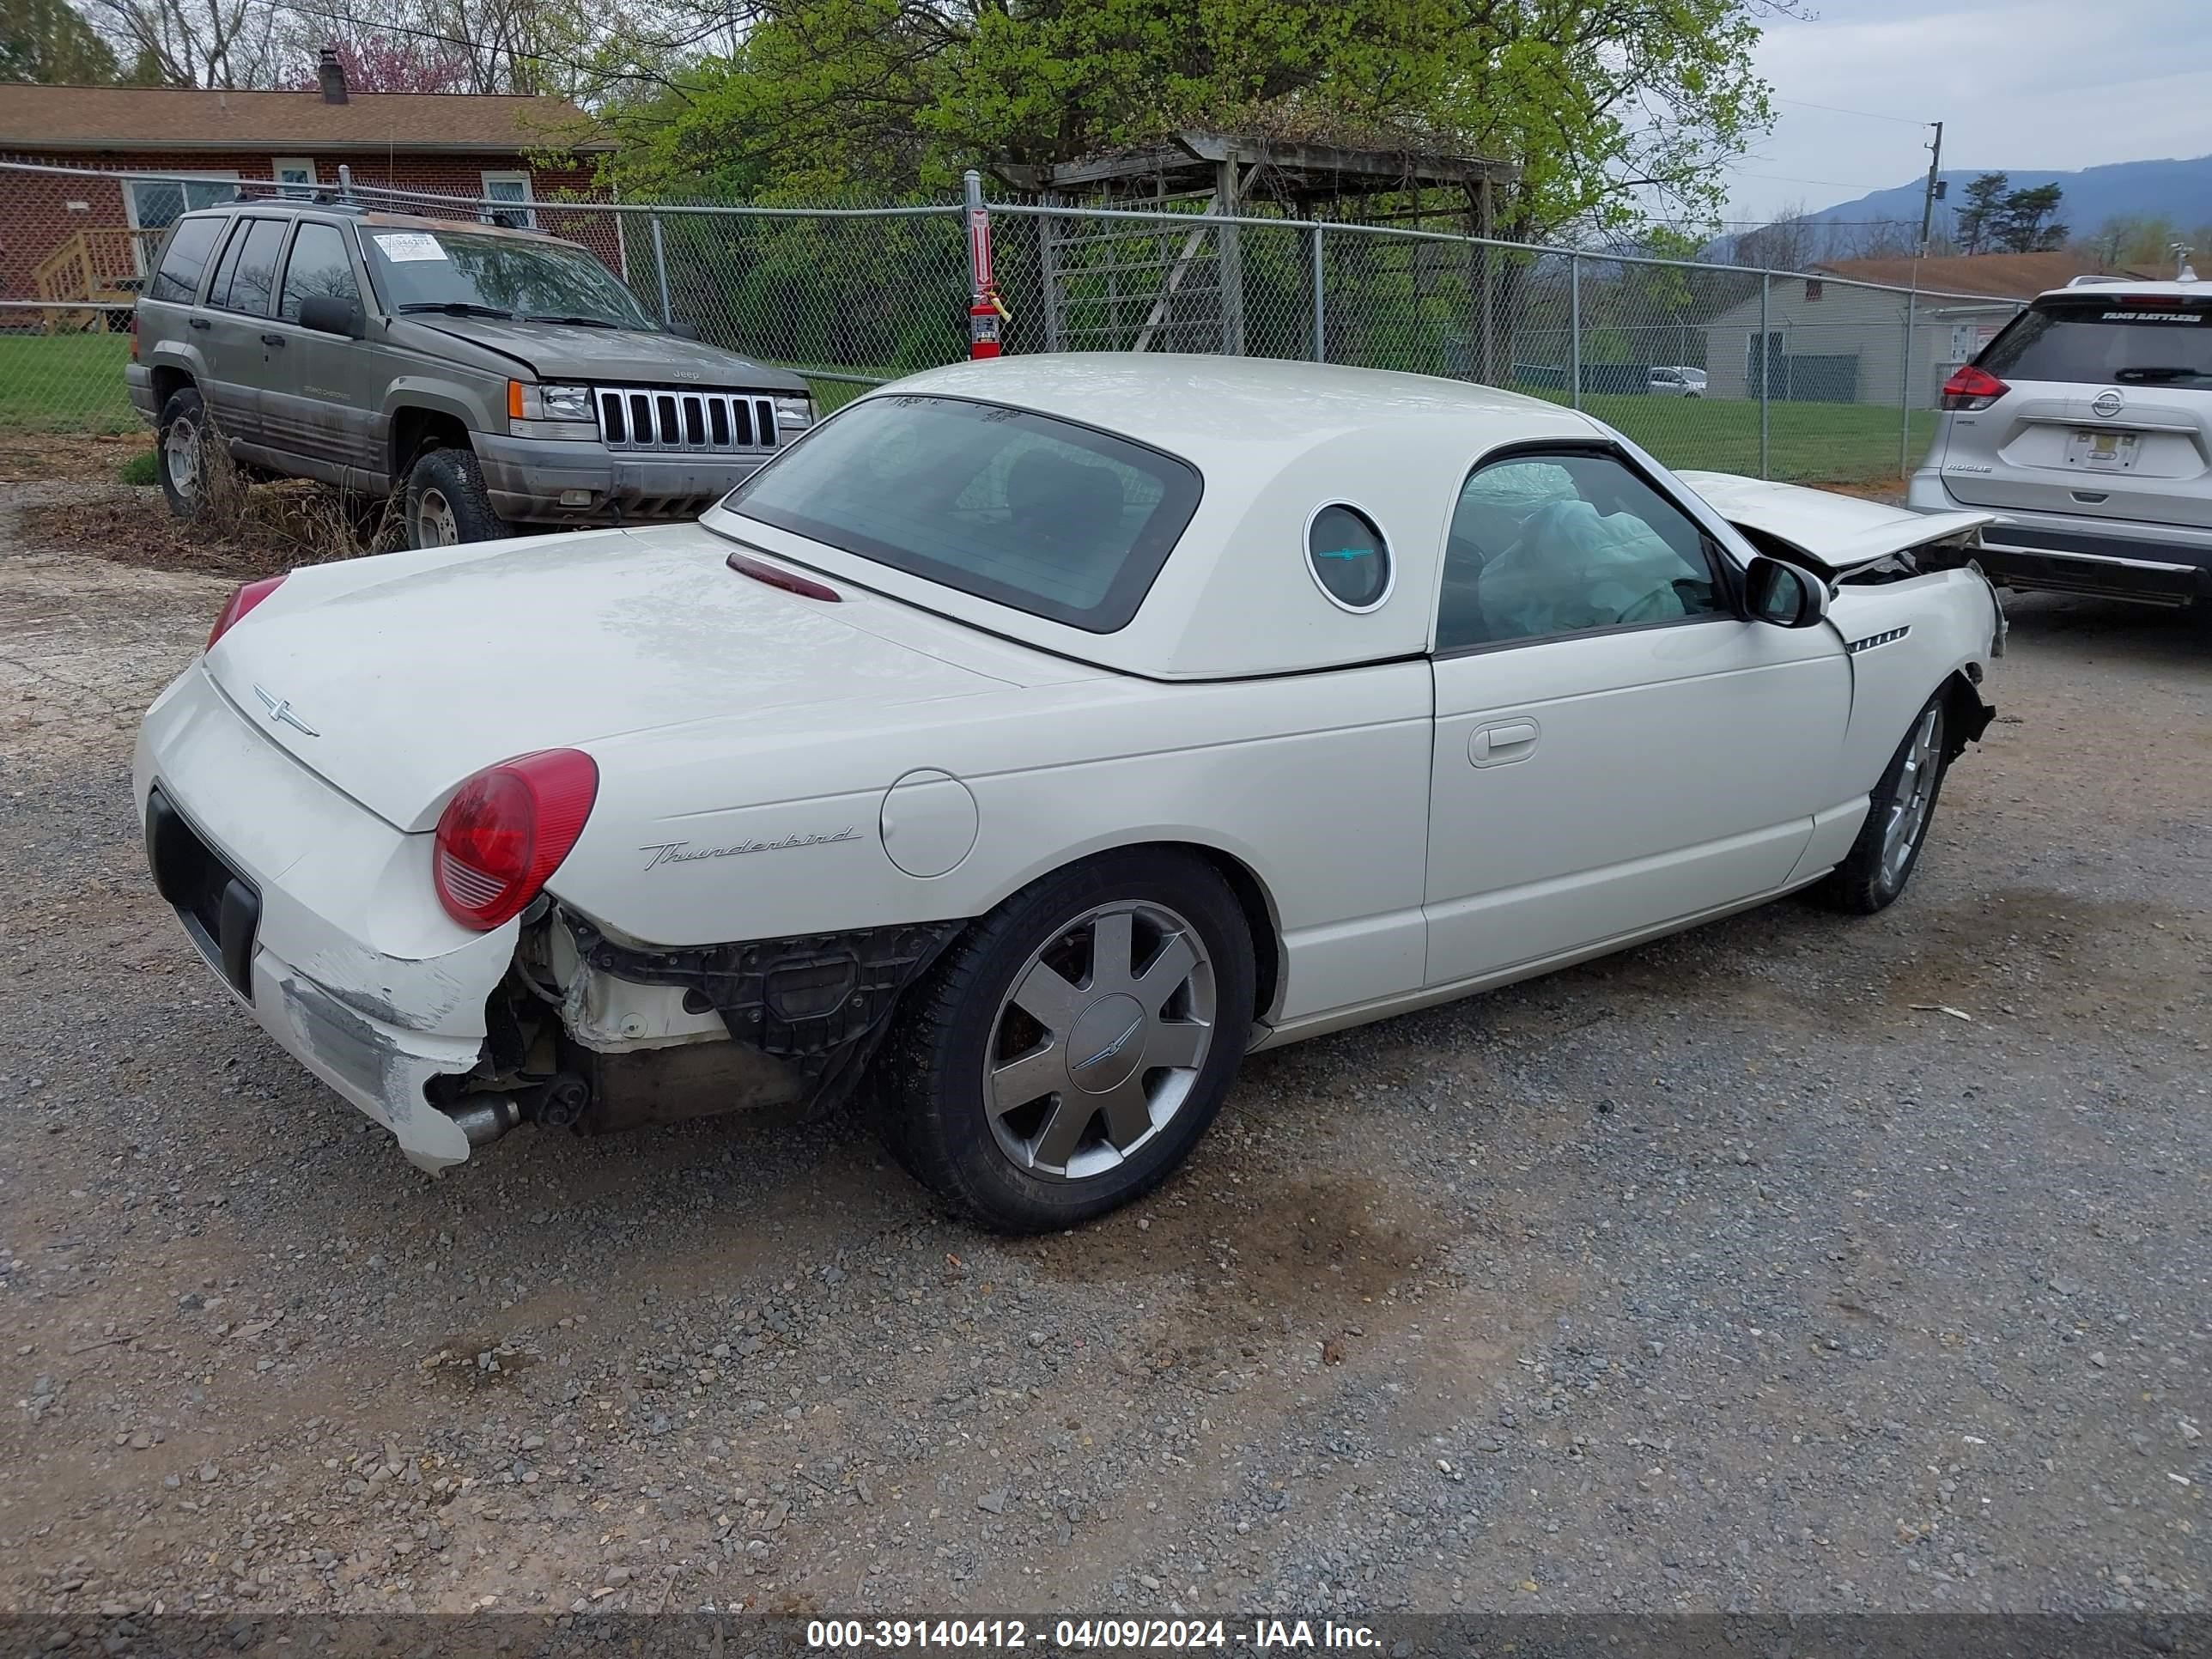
[1536,389,1934,488]
[802,374,884,415]
[0,331,140,434]
[0,335,1931,489]
[796,371,1931,488]
[118,448,160,486]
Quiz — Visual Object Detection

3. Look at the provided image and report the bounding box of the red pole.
[964,167,1002,359]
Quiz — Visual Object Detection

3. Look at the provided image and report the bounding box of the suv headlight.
[507,380,599,439]
[771,393,814,436]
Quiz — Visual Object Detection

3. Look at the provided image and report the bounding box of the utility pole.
[1917,121,1946,255]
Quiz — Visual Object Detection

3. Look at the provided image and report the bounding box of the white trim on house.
[119,169,241,272]
[479,169,536,227]
[272,156,317,197]
[118,169,241,228]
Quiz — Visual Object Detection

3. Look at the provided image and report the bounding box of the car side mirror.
[668,321,701,341]
[1744,555,1829,629]
[297,295,363,337]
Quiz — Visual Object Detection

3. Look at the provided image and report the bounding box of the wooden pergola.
[994,130,1516,219]
[994,130,1519,362]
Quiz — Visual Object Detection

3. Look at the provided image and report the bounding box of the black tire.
[872,849,1256,1233]
[155,386,208,519]
[403,447,511,548]
[1814,691,1951,915]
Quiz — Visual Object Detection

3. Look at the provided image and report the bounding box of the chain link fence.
[2,157,2027,488]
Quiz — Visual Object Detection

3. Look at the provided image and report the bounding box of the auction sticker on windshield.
[374,233,448,262]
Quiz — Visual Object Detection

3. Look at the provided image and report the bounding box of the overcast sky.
[1720,0,2212,226]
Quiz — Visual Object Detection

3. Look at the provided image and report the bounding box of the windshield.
[360,226,658,331]
[723,394,1203,633]
[1980,298,2212,386]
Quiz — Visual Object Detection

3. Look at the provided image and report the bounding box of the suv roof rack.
[2063,274,2130,287]
[189,179,544,233]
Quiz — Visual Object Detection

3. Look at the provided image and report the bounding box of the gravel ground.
[2,472,2207,1626]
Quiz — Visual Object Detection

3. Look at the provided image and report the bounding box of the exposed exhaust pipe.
[443,1093,522,1148]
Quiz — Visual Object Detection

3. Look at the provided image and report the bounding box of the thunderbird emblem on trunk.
[252,684,320,737]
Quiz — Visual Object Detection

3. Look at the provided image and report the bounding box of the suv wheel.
[404,447,511,548]
[156,386,208,518]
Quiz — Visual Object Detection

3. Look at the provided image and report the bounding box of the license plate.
[2063,428,2142,471]
[146,787,260,1000]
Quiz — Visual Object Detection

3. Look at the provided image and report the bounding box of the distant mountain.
[1712,154,2212,260]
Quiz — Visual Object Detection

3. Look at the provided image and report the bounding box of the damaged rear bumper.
[249,953,486,1169]
[135,663,516,1171]
[136,661,969,1170]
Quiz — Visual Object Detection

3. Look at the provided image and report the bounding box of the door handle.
[1469,719,1540,767]
[189,318,210,330]
[260,333,286,347]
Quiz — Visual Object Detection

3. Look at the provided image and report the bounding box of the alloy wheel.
[1880,705,1943,885]
[982,901,1216,1182]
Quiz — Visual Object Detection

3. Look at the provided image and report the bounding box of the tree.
[1422,0,1804,242]
[2,0,121,80]
[1729,204,1826,272]
[281,31,475,91]
[1991,181,2064,253]
[290,0,629,95]
[1951,171,2068,256]
[1954,171,2008,255]
[2081,214,2179,270]
[598,0,1805,240]
[76,0,283,84]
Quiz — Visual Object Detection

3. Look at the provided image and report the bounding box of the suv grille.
[596,387,779,453]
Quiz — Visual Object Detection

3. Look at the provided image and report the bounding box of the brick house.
[0,54,614,309]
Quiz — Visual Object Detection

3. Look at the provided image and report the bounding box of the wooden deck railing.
[33,227,163,304]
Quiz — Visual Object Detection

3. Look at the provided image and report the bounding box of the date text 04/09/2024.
[803,1619,1386,1650]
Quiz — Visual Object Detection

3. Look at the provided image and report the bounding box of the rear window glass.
[146,216,224,305]
[724,395,1203,633]
[1981,299,2212,387]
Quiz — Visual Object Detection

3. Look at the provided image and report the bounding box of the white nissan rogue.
[1909,276,2212,612]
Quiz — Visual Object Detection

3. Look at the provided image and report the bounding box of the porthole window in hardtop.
[1307,503,1391,611]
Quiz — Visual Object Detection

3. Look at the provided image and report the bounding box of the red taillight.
[726,548,840,602]
[1941,365,2008,411]
[206,574,287,650]
[433,749,599,930]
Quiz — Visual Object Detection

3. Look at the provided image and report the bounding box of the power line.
[1699,217,1926,228]
[1771,95,1930,128]
[1729,168,1905,191]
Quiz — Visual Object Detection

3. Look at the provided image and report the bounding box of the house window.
[121,173,241,273]
[273,157,317,198]
[480,171,536,228]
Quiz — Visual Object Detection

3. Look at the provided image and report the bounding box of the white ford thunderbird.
[137,356,2003,1231]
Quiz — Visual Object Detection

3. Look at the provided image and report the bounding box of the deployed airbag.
[1474,499,1696,640]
